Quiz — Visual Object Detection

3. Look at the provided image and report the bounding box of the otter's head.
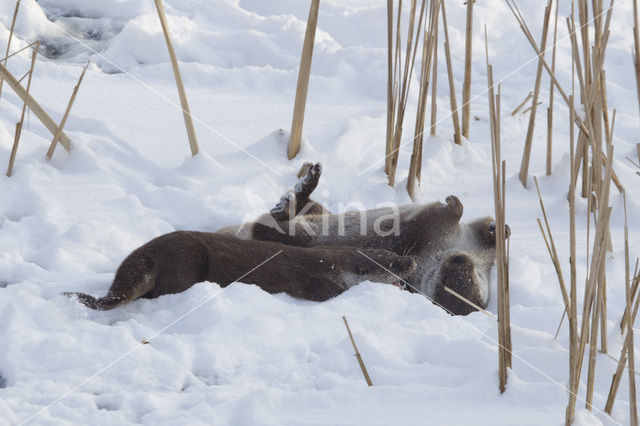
[420,219,510,315]
[343,249,416,287]
[433,252,488,315]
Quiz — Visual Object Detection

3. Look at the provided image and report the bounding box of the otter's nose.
[446,254,473,270]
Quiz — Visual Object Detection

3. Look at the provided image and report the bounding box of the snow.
[0,0,639,424]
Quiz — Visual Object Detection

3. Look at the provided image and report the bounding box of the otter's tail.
[62,292,129,311]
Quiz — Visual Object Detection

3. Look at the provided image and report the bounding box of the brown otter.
[64,231,416,310]
[219,163,509,315]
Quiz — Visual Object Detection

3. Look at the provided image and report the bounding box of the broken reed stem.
[0,40,39,65]
[485,27,510,393]
[154,0,199,156]
[546,0,559,176]
[511,91,533,116]
[604,352,640,377]
[441,1,461,145]
[6,42,39,177]
[47,60,89,159]
[518,0,552,188]
[461,0,474,139]
[443,286,493,317]
[407,0,438,200]
[521,101,542,115]
[0,58,71,151]
[536,217,570,314]
[342,316,373,386]
[0,0,20,100]
[554,309,567,339]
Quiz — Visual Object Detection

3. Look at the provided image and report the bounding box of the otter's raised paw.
[270,191,296,221]
[294,162,322,202]
[444,195,463,219]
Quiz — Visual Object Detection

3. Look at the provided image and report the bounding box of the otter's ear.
[468,217,504,247]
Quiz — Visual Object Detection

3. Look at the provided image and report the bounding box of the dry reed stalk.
[567,2,619,199]
[623,192,639,424]
[1,41,41,64]
[637,143,640,164]
[441,1,461,145]
[621,260,640,333]
[0,62,72,150]
[6,42,39,177]
[407,0,438,199]
[601,70,611,146]
[387,0,428,188]
[342,316,373,386]
[0,0,20,100]
[461,0,474,139]
[511,92,533,116]
[568,94,578,421]
[386,0,395,174]
[521,101,542,115]
[566,142,614,421]
[586,111,617,408]
[485,27,510,393]
[634,0,640,117]
[546,0,559,176]
[533,177,570,312]
[518,0,552,188]
[506,2,588,136]
[443,286,493,317]
[604,351,640,377]
[46,61,89,159]
[154,0,199,156]
[605,279,640,414]
[429,17,438,137]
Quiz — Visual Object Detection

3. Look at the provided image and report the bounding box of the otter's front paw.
[270,191,296,221]
[389,256,417,275]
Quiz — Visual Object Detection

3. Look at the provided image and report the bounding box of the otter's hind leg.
[294,162,322,206]
[64,257,157,310]
[270,162,325,220]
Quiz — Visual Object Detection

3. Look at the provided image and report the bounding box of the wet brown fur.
[64,231,415,310]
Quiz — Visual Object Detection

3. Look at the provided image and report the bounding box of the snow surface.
[0,0,639,424]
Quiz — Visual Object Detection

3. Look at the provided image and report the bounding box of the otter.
[64,231,416,310]
[219,163,509,315]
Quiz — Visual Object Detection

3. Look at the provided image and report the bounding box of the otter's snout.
[444,253,474,272]
[435,253,483,316]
